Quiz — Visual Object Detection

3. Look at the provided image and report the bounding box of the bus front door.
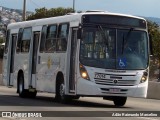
[68,28,78,93]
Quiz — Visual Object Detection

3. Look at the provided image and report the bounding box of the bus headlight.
[79,63,90,80]
[140,71,148,83]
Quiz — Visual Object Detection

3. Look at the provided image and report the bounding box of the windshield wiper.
[121,28,134,54]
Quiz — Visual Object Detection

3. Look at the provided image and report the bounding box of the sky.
[0,0,160,18]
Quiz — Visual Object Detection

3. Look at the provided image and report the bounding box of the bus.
[3,10,150,106]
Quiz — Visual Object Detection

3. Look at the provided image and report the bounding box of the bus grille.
[94,79,137,86]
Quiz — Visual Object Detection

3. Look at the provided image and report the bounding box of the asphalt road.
[0,86,160,120]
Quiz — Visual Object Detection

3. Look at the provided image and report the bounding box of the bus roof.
[7,11,146,29]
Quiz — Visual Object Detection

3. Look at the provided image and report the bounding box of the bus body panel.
[76,78,148,97]
[36,52,66,92]
[14,54,30,89]
[76,66,148,97]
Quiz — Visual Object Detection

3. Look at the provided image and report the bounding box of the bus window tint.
[40,26,47,52]
[57,24,69,51]
[16,28,23,52]
[21,28,32,52]
[45,25,57,52]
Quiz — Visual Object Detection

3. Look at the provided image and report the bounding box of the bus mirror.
[77,28,82,39]
[149,34,153,56]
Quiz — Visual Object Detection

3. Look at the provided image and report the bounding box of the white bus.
[3,11,150,106]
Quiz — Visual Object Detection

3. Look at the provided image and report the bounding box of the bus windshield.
[80,26,149,70]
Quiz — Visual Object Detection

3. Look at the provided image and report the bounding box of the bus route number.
[95,73,106,79]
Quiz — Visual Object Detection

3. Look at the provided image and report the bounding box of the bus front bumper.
[76,78,148,98]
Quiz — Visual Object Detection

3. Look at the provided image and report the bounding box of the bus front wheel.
[113,96,127,107]
[56,80,71,103]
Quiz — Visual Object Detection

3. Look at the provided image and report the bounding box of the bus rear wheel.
[18,74,28,98]
[113,96,127,107]
[28,90,37,98]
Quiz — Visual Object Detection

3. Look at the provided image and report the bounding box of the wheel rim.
[60,83,65,98]
[19,77,23,93]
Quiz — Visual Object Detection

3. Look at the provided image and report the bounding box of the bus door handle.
[38,56,41,64]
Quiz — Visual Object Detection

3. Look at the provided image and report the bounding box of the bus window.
[40,25,47,52]
[16,28,23,53]
[57,23,69,51]
[4,29,10,54]
[21,28,32,53]
[45,25,57,52]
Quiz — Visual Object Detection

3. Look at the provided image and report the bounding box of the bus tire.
[56,80,71,103]
[70,96,80,100]
[18,74,27,98]
[28,91,37,98]
[113,96,127,107]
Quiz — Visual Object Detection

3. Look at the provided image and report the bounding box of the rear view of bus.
[77,13,149,106]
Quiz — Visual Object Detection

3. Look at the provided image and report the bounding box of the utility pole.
[73,0,75,12]
[23,0,26,21]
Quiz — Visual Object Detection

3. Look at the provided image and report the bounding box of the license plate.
[109,88,121,93]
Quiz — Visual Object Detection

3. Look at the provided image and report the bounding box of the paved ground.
[0,86,160,120]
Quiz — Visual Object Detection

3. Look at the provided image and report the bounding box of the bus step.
[69,90,75,93]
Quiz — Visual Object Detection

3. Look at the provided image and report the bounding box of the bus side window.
[21,28,32,53]
[40,25,47,52]
[45,25,57,52]
[16,28,23,53]
[57,23,69,51]
[4,29,10,54]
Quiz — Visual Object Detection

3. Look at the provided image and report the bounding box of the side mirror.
[149,34,153,56]
[77,28,82,39]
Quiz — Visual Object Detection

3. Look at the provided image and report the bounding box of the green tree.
[147,21,160,79]
[148,21,160,57]
[27,7,74,20]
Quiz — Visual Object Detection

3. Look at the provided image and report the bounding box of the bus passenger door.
[30,32,40,89]
[8,34,17,86]
[69,28,78,93]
